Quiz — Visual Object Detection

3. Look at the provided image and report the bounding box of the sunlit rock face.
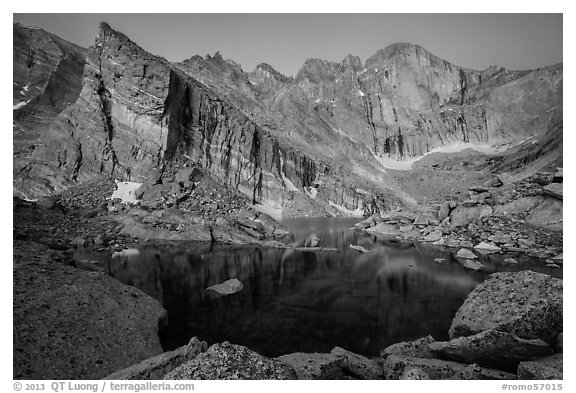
[287,42,562,160]
[13,22,562,217]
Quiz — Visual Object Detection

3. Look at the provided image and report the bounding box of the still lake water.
[79,218,561,357]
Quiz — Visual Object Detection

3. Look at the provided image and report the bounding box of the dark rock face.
[429,329,553,371]
[380,335,436,359]
[449,271,563,344]
[13,241,167,380]
[104,337,208,380]
[382,354,467,380]
[13,24,87,196]
[13,24,86,134]
[330,347,383,379]
[450,364,483,380]
[164,342,297,380]
[517,354,563,380]
[276,352,344,379]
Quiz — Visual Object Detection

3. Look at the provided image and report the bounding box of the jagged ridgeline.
[13,22,562,216]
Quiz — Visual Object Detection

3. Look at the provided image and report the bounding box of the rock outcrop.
[429,329,553,371]
[164,342,297,380]
[380,335,436,359]
[276,352,344,379]
[449,271,563,344]
[383,355,467,380]
[13,23,87,197]
[13,241,167,379]
[104,337,208,380]
[15,22,401,217]
[330,347,383,379]
[517,354,563,380]
[13,21,562,221]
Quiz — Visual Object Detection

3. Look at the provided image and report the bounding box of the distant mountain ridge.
[13,22,562,217]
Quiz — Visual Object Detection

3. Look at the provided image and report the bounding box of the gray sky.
[13,14,562,76]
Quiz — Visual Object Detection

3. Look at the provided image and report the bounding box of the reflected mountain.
[100,218,561,357]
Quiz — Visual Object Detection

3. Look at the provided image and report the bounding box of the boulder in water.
[206,279,243,296]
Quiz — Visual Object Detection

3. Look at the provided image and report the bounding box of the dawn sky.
[13,14,562,76]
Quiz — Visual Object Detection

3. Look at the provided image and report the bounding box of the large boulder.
[365,223,401,240]
[449,205,492,228]
[525,197,563,230]
[354,214,380,229]
[456,248,477,259]
[380,335,436,359]
[382,355,466,380]
[105,337,208,380]
[474,241,502,253]
[14,255,167,379]
[484,177,504,188]
[400,367,430,380]
[438,201,451,221]
[450,364,483,380]
[429,329,553,371]
[517,354,563,380]
[449,271,562,344]
[422,230,443,242]
[543,183,563,200]
[494,196,542,216]
[276,352,344,379]
[330,347,383,379]
[206,279,243,296]
[164,342,297,380]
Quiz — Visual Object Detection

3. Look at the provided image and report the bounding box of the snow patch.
[304,186,318,199]
[252,203,283,221]
[107,181,142,204]
[112,248,141,259]
[13,101,29,110]
[358,89,366,97]
[373,154,418,171]
[328,200,364,218]
[373,142,498,171]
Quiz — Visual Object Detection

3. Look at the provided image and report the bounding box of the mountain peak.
[95,21,160,62]
[339,54,363,73]
[254,63,292,83]
[295,58,340,83]
[365,42,457,71]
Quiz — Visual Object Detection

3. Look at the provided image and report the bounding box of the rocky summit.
[13,22,562,219]
[12,19,562,381]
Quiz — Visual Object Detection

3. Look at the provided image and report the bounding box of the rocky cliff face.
[285,43,562,160]
[13,23,87,191]
[13,22,562,218]
[15,23,401,216]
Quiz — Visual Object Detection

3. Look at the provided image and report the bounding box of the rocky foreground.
[101,270,562,381]
[14,166,563,380]
[13,165,287,379]
[354,168,563,265]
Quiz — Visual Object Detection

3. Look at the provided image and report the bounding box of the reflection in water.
[100,218,561,357]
